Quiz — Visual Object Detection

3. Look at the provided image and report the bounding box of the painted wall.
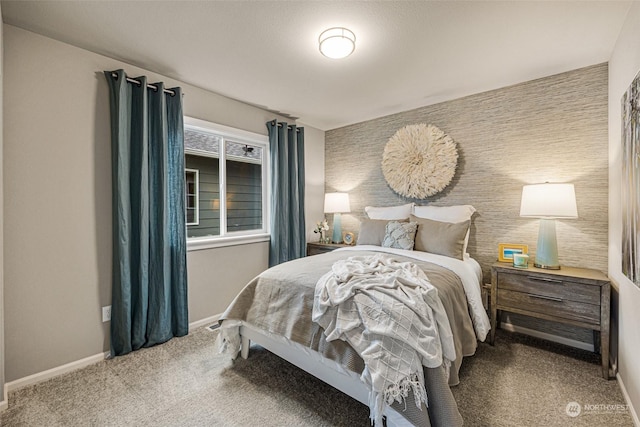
[608,3,640,422]
[326,64,608,344]
[326,64,609,279]
[0,0,6,410]
[2,25,323,382]
[301,123,326,242]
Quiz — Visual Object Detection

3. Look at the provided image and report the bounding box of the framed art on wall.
[498,243,529,262]
[622,68,640,288]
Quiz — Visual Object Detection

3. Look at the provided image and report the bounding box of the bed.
[217,244,490,426]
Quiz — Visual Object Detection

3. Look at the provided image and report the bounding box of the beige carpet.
[0,327,634,426]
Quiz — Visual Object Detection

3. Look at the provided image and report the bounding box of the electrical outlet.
[102,305,112,322]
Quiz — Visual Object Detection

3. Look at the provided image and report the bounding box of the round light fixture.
[318,27,356,59]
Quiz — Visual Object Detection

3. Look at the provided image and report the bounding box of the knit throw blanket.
[312,254,456,426]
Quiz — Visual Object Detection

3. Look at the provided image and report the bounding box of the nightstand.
[490,262,611,379]
[306,242,349,256]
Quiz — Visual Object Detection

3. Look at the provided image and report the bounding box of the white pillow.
[365,203,414,220]
[412,205,476,255]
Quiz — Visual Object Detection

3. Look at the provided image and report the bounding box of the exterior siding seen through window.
[183,120,267,242]
[185,154,220,237]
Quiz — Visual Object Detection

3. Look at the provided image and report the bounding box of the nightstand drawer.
[498,272,601,305]
[497,288,600,325]
[306,242,348,256]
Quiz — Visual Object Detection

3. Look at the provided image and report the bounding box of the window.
[185,169,199,225]
[184,117,269,250]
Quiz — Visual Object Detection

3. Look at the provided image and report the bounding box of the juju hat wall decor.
[382,124,458,199]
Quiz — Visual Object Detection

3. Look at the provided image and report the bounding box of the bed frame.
[238,323,413,427]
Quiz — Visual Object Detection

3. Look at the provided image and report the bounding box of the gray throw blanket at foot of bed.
[312,254,456,426]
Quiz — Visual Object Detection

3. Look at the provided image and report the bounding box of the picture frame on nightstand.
[498,243,528,262]
[343,232,355,245]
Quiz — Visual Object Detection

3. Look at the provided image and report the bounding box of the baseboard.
[5,350,110,395]
[617,372,640,426]
[4,313,223,399]
[188,313,221,331]
[500,321,595,352]
[0,386,7,412]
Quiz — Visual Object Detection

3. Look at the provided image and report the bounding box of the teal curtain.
[105,69,188,357]
[267,120,306,266]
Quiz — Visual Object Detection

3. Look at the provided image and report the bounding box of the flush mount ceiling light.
[319,27,356,59]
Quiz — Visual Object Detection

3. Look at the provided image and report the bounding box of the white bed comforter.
[312,253,457,426]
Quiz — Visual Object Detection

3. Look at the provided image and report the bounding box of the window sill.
[187,233,270,251]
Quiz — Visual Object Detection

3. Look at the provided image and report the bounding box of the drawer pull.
[527,276,563,284]
[527,293,563,302]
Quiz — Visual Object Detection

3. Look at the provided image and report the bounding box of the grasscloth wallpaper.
[326,63,608,283]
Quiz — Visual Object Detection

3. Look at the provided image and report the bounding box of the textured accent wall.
[326,63,608,282]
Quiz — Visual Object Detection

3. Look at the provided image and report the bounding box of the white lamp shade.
[520,183,578,218]
[319,27,356,59]
[324,192,351,214]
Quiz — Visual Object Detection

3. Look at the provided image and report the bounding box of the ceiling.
[1,1,632,130]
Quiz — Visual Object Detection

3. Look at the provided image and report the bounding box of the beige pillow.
[357,219,407,246]
[412,205,476,255]
[411,215,470,260]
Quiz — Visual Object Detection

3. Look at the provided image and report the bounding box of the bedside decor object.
[498,243,528,263]
[520,183,578,270]
[512,253,529,268]
[314,219,330,244]
[343,232,355,245]
[325,192,351,243]
[382,124,458,199]
[318,27,356,59]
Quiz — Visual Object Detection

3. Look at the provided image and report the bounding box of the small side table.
[306,242,349,256]
[490,262,611,379]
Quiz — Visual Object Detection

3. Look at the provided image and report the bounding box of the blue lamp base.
[332,213,343,244]
[534,218,561,270]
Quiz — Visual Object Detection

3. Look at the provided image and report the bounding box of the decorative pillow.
[411,215,470,260]
[381,221,418,250]
[412,205,476,254]
[365,203,414,220]
[357,219,405,246]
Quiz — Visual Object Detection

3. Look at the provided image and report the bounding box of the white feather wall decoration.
[382,124,458,199]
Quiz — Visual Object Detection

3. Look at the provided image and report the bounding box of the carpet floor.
[0,327,634,426]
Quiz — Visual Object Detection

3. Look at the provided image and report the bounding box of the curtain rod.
[112,72,177,96]
[274,121,302,132]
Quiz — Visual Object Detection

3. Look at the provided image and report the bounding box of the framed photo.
[498,243,528,262]
[343,231,355,245]
[622,69,640,288]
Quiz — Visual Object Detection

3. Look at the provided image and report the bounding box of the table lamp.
[520,183,578,270]
[324,193,351,243]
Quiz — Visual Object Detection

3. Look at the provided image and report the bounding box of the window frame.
[184,117,270,251]
[185,168,200,226]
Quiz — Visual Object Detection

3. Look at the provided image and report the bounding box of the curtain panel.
[104,69,188,357]
[267,120,306,266]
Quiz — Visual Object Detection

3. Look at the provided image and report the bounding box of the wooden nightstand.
[490,262,611,379]
[306,242,349,256]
